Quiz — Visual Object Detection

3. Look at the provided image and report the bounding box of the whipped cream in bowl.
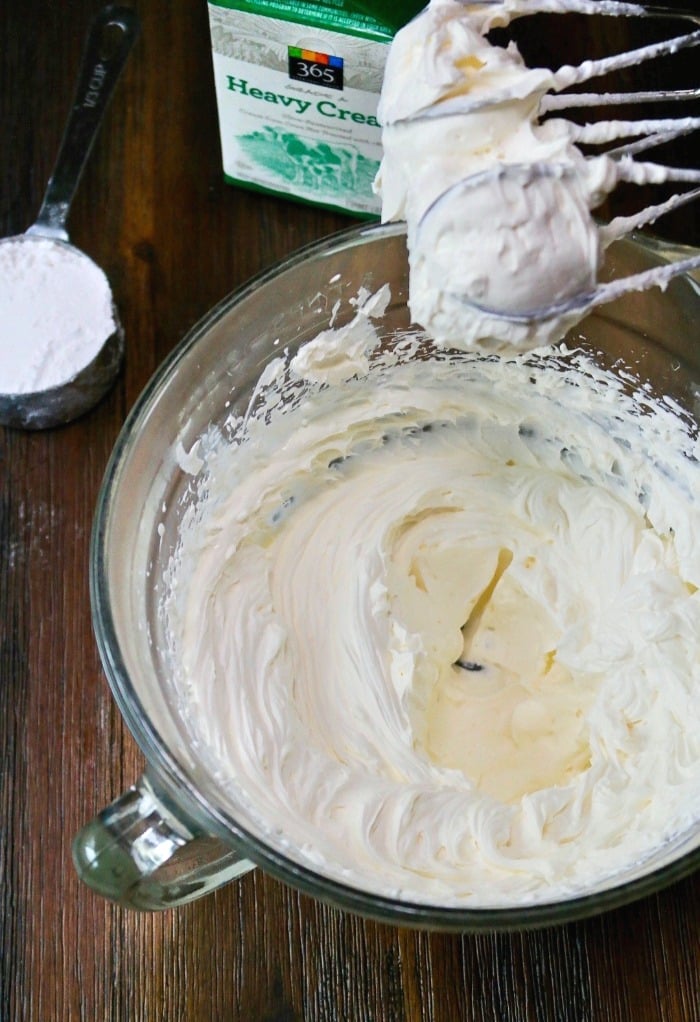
[87,221,700,926]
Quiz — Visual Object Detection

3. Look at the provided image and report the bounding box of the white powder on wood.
[0,237,116,394]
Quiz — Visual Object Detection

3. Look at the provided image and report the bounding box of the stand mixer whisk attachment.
[407,0,700,332]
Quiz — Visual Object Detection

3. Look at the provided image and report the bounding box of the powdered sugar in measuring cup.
[0,237,116,395]
[0,5,138,429]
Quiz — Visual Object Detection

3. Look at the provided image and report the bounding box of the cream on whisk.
[375,0,700,351]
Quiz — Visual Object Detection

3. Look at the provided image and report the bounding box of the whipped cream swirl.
[164,296,700,906]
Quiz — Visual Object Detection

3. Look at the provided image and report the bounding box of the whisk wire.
[449,1,700,322]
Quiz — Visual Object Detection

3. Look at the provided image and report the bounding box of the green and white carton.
[207,0,423,217]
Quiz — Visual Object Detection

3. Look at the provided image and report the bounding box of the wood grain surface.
[1,2,699,1020]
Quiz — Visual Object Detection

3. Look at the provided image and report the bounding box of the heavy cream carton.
[207,0,423,217]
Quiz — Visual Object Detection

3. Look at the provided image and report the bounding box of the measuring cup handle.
[31,5,140,239]
[71,771,255,910]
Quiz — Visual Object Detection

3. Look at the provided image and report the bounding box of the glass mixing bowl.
[73,222,700,928]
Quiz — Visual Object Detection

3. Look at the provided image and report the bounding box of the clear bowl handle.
[72,771,255,909]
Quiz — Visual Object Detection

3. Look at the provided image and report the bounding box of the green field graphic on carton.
[237,126,379,197]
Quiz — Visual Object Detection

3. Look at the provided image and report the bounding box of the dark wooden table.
[2,2,699,1020]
